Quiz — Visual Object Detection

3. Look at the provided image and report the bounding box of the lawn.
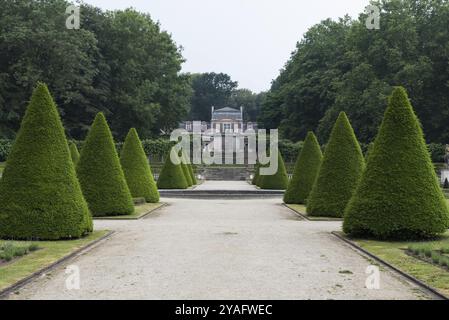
[93,202,165,220]
[0,230,109,293]
[352,232,449,297]
[285,204,343,221]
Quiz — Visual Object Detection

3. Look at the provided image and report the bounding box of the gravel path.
[6,182,433,300]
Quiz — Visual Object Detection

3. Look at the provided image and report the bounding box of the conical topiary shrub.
[252,163,260,185]
[77,113,134,217]
[307,112,365,218]
[344,87,449,239]
[444,178,449,189]
[180,152,193,187]
[284,132,322,204]
[258,152,289,190]
[120,128,159,203]
[0,83,92,240]
[69,141,80,165]
[188,163,197,185]
[157,147,189,189]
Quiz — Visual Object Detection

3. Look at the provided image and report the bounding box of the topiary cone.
[180,151,193,187]
[77,113,134,217]
[307,112,365,218]
[252,162,260,185]
[120,128,159,203]
[343,87,449,239]
[69,141,80,165]
[258,152,289,190]
[183,152,197,185]
[157,147,189,189]
[0,83,92,240]
[284,132,323,204]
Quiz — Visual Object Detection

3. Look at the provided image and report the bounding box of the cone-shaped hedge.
[344,87,449,239]
[0,83,92,240]
[258,152,289,190]
[307,112,365,218]
[69,141,80,165]
[120,128,160,203]
[188,163,197,185]
[252,163,260,185]
[183,152,197,185]
[180,152,193,187]
[157,148,189,189]
[284,132,323,204]
[77,113,134,217]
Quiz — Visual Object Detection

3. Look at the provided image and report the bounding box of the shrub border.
[331,231,448,300]
[0,230,115,299]
[93,202,167,220]
[283,203,343,221]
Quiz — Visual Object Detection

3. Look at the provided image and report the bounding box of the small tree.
[344,87,449,239]
[307,112,365,217]
[69,141,80,165]
[77,113,134,217]
[284,132,323,204]
[157,147,189,189]
[258,152,289,190]
[444,178,449,189]
[0,83,92,240]
[120,128,159,203]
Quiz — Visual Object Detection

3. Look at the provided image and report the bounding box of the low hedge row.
[1,138,445,164]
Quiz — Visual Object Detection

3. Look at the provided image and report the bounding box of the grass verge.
[0,230,109,292]
[285,204,343,221]
[94,202,166,220]
[349,232,449,297]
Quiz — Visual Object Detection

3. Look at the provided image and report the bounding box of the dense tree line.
[0,0,191,140]
[259,0,449,144]
[189,72,264,122]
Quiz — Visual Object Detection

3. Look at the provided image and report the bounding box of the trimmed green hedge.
[120,128,160,203]
[344,87,449,239]
[284,132,323,204]
[307,112,365,218]
[157,147,189,189]
[77,113,134,217]
[0,83,92,240]
[258,152,289,190]
[69,141,80,165]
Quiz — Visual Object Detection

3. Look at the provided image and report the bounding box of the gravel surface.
[5,182,434,300]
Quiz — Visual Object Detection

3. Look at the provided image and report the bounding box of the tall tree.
[189,72,238,121]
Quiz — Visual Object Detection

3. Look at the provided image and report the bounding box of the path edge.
[331,231,448,301]
[94,202,168,221]
[0,230,115,299]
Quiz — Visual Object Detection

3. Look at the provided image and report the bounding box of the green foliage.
[307,113,365,217]
[157,148,189,189]
[258,152,289,190]
[261,0,449,144]
[181,159,193,187]
[343,87,449,239]
[444,179,449,189]
[428,143,446,163]
[0,1,191,140]
[0,139,13,162]
[77,113,134,217]
[0,83,92,240]
[284,132,323,204]
[189,73,238,121]
[120,128,159,203]
[68,141,80,165]
[0,242,39,262]
[252,163,260,185]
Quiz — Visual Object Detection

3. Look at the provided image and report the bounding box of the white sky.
[83,0,369,92]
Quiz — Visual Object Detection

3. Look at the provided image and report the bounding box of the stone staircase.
[199,166,253,181]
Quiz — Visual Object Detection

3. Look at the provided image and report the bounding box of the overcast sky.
[84,0,369,92]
